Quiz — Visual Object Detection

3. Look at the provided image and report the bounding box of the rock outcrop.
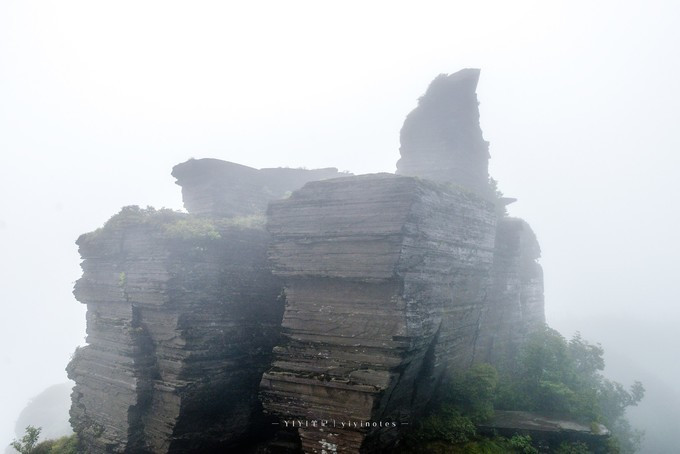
[396,68,491,197]
[171,159,345,217]
[67,69,546,453]
[259,174,497,452]
[66,161,349,453]
[67,207,284,453]
[478,411,610,453]
[259,69,545,452]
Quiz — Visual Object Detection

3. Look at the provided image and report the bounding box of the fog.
[1,1,679,451]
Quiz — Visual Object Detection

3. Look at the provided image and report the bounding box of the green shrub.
[495,326,644,452]
[554,441,590,454]
[163,218,221,240]
[508,435,539,454]
[10,427,78,454]
[45,434,78,454]
[447,363,498,423]
[219,214,266,230]
[404,327,644,453]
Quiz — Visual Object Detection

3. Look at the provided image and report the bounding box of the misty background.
[1,1,678,451]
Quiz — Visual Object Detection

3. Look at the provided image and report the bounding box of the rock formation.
[67,162,347,453]
[171,159,344,217]
[67,207,284,453]
[259,174,497,452]
[396,68,491,197]
[259,69,544,452]
[67,69,546,453]
[478,411,610,453]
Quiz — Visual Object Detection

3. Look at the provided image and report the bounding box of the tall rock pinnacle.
[396,68,491,196]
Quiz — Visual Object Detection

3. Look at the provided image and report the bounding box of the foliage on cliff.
[10,427,77,454]
[401,327,645,453]
[85,205,264,243]
[9,426,40,454]
[495,326,644,452]
[31,435,78,454]
[400,365,539,453]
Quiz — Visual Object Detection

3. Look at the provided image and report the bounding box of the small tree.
[10,426,41,454]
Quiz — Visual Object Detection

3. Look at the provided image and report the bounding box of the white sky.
[1,0,679,447]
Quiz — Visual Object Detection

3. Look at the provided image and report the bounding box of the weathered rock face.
[473,217,545,367]
[67,70,548,454]
[256,70,546,453]
[396,68,491,197]
[171,158,346,217]
[259,174,497,452]
[67,207,284,453]
[395,69,545,370]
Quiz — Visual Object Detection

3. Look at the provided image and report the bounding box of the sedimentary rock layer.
[396,68,491,197]
[172,158,345,217]
[260,174,497,453]
[67,207,283,453]
[66,69,548,453]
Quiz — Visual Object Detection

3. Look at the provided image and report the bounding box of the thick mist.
[1,1,679,451]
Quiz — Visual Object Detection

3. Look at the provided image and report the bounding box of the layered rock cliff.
[256,69,544,452]
[67,162,348,453]
[67,207,284,453]
[67,69,546,453]
[259,174,497,452]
